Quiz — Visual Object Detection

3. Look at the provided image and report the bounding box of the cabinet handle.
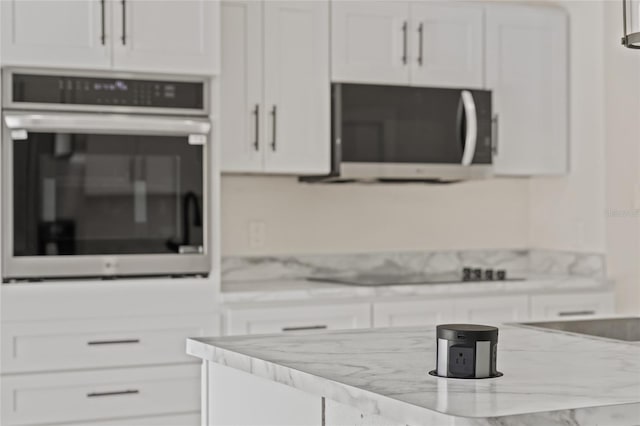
[558,310,596,317]
[492,114,499,155]
[87,339,140,346]
[87,389,139,398]
[402,21,408,65]
[121,0,127,45]
[100,0,106,45]
[270,105,277,151]
[252,104,260,151]
[417,22,424,66]
[282,325,327,332]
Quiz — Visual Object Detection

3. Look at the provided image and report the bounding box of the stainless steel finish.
[519,317,640,342]
[4,112,211,135]
[100,0,106,45]
[282,325,328,332]
[270,105,277,151]
[460,90,477,166]
[558,310,596,317]
[178,245,204,254]
[492,114,499,155]
[474,340,491,378]
[188,134,207,145]
[417,22,424,66]
[2,110,212,279]
[402,21,408,65]
[121,0,127,45]
[437,338,449,376]
[337,162,493,181]
[87,339,140,345]
[87,390,139,398]
[253,104,260,151]
[10,129,27,140]
[2,68,210,116]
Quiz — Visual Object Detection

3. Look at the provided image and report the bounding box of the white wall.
[528,0,606,253]
[221,176,529,256]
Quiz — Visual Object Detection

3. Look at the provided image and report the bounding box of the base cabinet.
[530,291,615,320]
[373,300,454,327]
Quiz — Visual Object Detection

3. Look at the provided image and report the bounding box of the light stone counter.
[188,324,640,426]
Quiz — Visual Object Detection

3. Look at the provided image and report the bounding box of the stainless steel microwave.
[302,83,494,183]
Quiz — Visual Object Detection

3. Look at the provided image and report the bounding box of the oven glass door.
[4,113,209,271]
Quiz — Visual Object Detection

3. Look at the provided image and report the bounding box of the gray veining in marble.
[188,324,640,426]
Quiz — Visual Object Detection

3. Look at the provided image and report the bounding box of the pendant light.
[622,0,640,48]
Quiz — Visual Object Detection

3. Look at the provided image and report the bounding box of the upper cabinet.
[331,1,484,89]
[486,5,569,176]
[0,0,219,75]
[0,0,110,69]
[221,0,330,175]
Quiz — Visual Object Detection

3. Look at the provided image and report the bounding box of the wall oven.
[1,68,211,281]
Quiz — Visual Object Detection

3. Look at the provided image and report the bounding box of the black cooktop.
[307,272,525,287]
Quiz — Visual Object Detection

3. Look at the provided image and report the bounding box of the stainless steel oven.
[1,68,211,280]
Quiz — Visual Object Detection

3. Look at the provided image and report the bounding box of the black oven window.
[13,133,204,256]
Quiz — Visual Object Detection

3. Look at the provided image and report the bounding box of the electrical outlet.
[248,221,266,249]
[449,346,475,377]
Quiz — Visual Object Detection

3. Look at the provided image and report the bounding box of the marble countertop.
[187,323,640,425]
[221,274,611,304]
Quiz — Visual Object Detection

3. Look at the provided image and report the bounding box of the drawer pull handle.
[87,389,139,398]
[87,339,140,346]
[558,310,596,317]
[282,325,328,332]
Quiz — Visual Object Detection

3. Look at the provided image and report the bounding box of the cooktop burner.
[307,268,525,287]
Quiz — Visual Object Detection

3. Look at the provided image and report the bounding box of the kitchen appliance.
[308,268,522,286]
[301,83,494,183]
[1,68,211,280]
[431,324,501,379]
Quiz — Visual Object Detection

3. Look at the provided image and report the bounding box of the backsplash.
[221,250,606,282]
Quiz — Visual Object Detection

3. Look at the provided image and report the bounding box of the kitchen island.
[187,323,640,426]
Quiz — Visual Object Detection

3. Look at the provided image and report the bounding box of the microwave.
[302,83,494,183]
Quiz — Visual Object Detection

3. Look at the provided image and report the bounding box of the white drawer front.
[530,291,615,320]
[373,300,454,328]
[83,413,199,426]
[1,365,199,426]
[225,303,371,336]
[454,295,530,324]
[2,314,219,373]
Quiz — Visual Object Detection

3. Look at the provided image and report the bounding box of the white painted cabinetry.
[454,295,529,324]
[221,0,330,174]
[373,299,454,327]
[530,291,615,320]
[1,0,219,74]
[486,5,569,175]
[225,303,371,335]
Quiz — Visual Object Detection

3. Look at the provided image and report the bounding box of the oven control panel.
[9,72,206,111]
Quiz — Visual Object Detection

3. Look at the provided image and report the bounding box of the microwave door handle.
[460,90,477,166]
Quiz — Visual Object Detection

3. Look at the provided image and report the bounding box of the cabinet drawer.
[530,291,615,320]
[2,314,219,373]
[454,295,529,324]
[1,364,200,426]
[83,413,199,426]
[225,303,371,336]
[373,300,454,328]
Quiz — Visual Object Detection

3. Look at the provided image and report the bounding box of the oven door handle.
[3,112,211,136]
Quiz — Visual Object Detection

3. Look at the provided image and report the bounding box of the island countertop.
[187,323,640,425]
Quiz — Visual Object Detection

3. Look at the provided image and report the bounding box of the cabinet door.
[530,292,615,320]
[331,1,410,85]
[220,1,264,172]
[373,300,454,328]
[225,303,371,336]
[409,2,483,89]
[0,0,111,69]
[263,1,330,174]
[454,295,529,324]
[112,0,219,74]
[486,5,568,175]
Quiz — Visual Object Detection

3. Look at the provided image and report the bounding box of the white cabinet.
[0,0,110,69]
[112,0,219,74]
[1,0,219,74]
[225,303,371,336]
[409,3,484,88]
[530,291,615,320]
[331,1,483,89]
[331,1,410,85]
[221,0,330,174]
[486,5,569,175]
[373,299,454,328]
[454,295,530,324]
